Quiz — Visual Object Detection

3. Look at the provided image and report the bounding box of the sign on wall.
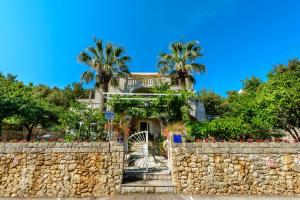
[104,111,114,120]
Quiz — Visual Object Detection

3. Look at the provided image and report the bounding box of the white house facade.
[78,72,206,140]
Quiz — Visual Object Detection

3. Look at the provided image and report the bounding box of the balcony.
[124,78,171,92]
[77,99,100,109]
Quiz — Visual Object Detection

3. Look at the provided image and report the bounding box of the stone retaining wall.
[0,142,124,197]
[171,143,300,195]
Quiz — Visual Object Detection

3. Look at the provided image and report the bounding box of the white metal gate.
[124,131,149,173]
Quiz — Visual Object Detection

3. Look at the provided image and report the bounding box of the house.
[77,72,206,140]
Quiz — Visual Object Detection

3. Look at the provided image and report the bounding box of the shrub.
[187,117,279,141]
[61,103,106,141]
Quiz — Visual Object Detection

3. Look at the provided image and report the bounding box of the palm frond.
[119,55,131,62]
[187,74,196,84]
[191,63,206,73]
[87,47,98,58]
[78,52,92,66]
[105,43,113,59]
[159,65,170,74]
[81,71,95,84]
[114,47,125,57]
[186,41,196,51]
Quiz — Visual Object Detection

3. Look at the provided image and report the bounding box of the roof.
[131,72,159,75]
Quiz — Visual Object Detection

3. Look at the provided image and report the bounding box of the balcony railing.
[77,99,100,109]
[126,78,170,87]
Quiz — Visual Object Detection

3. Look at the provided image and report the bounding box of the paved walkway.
[1,194,300,200]
[106,194,300,200]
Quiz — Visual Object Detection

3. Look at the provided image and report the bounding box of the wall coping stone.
[171,142,300,154]
[0,142,124,154]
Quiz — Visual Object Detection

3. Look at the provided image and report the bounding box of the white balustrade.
[126,78,170,87]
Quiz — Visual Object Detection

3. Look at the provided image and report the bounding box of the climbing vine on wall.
[106,90,194,123]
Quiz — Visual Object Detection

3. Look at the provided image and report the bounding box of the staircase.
[122,153,174,194]
[121,169,174,194]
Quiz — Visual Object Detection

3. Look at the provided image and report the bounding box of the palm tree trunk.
[98,88,105,112]
[98,83,109,112]
[179,78,186,90]
[0,119,2,140]
[88,90,92,101]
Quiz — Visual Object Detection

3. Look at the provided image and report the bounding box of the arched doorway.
[132,118,161,142]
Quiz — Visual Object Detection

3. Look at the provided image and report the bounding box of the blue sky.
[0,0,300,95]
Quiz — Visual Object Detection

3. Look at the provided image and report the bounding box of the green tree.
[71,82,90,99]
[197,90,227,116]
[242,76,262,93]
[0,78,15,137]
[32,84,52,99]
[0,76,28,137]
[17,99,60,141]
[257,60,300,141]
[268,58,300,77]
[158,41,205,89]
[32,83,89,108]
[78,37,131,112]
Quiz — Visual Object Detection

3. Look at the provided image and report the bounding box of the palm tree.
[158,41,205,89]
[78,38,131,112]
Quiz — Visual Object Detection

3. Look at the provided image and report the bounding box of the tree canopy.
[158,41,205,89]
[188,58,300,141]
[78,37,131,111]
[0,74,90,141]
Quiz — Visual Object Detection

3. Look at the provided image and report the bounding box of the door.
[140,122,152,140]
[140,122,150,132]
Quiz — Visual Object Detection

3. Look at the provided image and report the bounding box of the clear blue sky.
[0,0,300,95]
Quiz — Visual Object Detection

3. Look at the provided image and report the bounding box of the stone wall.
[171,142,300,195]
[0,142,124,197]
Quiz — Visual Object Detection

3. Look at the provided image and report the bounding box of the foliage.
[186,117,280,141]
[197,90,228,117]
[150,80,171,93]
[0,75,30,137]
[107,90,193,124]
[158,41,205,88]
[186,59,300,142]
[241,76,262,93]
[0,74,63,140]
[193,79,278,141]
[17,99,61,141]
[204,117,254,140]
[32,82,89,108]
[61,103,106,142]
[186,121,209,139]
[255,59,300,141]
[186,63,299,141]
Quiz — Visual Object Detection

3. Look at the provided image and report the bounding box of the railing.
[77,99,100,109]
[126,78,170,87]
[166,139,171,169]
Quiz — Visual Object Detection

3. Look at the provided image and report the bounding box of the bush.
[186,121,209,139]
[61,103,106,141]
[205,117,251,140]
[187,116,279,141]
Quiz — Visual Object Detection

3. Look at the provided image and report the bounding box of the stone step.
[145,173,172,180]
[123,170,171,181]
[121,180,174,194]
